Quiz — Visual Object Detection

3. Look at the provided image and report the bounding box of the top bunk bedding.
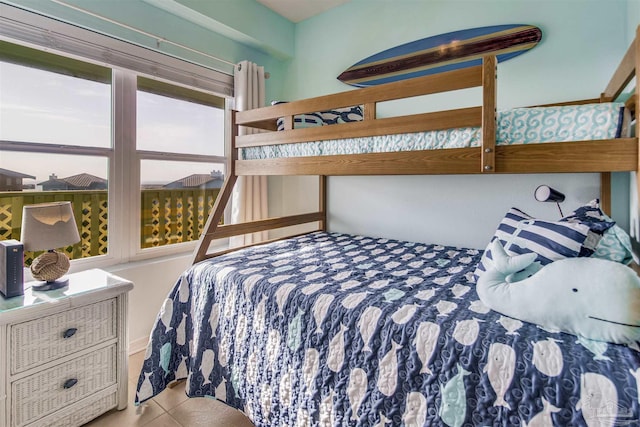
[243,102,627,160]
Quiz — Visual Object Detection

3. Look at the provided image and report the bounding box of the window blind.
[0,3,234,97]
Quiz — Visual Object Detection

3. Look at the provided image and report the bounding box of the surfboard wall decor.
[338,24,542,87]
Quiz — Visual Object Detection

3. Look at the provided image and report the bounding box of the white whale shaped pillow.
[477,239,640,344]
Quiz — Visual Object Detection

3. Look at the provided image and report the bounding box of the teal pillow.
[592,224,634,265]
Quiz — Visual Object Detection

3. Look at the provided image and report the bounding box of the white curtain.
[230,60,268,246]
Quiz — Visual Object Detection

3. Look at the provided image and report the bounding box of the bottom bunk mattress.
[136,231,640,426]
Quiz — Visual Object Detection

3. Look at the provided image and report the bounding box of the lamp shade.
[21,202,81,251]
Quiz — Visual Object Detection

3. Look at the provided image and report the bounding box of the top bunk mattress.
[242,102,626,160]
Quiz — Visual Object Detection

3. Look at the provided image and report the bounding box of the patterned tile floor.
[83,351,255,427]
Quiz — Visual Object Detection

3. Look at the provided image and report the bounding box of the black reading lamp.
[534,185,565,217]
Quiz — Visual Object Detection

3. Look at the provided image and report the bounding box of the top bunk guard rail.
[236,65,483,131]
[193,30,640,264]
[236,61,495,175]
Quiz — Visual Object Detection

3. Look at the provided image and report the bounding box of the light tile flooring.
[84,351,255,427]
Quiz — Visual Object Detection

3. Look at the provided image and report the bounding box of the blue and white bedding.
[244,102,626,160]
[136,231,640,426]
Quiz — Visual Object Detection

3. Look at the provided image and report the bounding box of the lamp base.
[32,277,69,292]
[30,250,71,284]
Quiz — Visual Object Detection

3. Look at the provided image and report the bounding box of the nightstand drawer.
[12,344,117,427]
[23,388,117,427]
[10,298,117,374]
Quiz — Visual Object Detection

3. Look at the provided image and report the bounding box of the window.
[0,45,113,266]
[0,11,231,269]
[136,78,227,250]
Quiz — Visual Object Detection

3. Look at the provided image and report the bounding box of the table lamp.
[21,201,81,291]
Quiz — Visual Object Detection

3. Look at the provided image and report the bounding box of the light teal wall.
[275,0,635,247]
[629,0,640,43]
[287,0,628,105]
[171,0,294,58]
[4,0,293,101]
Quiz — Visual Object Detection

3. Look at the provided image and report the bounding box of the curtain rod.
[48,0,237,69]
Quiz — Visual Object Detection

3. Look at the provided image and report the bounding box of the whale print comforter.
[136,231,640,426]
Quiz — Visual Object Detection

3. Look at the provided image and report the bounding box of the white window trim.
[1,3,233,271]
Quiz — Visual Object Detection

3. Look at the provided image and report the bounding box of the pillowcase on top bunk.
[318,105,364,125]
[276,113,324,131]
[272,101,364,130]
[272,101,324,132]
[474,208,596,281]
[497,102,625,144]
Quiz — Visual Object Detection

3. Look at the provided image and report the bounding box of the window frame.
[0,4,233,271]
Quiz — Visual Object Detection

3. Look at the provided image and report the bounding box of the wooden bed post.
[600,172,612,215]
[364,102,376,121]
[636,25,640,233]
[482,55,497,173]
[319,175,327,231]
[192,109,330,264]
[598,25,639,221]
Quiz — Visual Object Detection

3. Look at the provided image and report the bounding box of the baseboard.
[129,336,149,355]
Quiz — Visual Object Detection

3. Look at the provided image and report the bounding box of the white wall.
[329,174,600,249]
[272,0,633,248]
[106,255,191,353]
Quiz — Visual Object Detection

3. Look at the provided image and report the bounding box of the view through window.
[137,80,226,249]
[0,41,227,266]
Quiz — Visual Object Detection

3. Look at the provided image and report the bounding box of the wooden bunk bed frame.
[193,28,640,264]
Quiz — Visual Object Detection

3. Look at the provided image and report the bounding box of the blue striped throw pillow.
[474,208,593,280]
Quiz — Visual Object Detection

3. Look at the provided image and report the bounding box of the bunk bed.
[136,28,640,426]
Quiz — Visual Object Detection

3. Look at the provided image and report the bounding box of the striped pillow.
[276,113,324,131]
[474,208,594,280]
[318,105,364,125]
[272,101,325,131]
[272,101,364,130]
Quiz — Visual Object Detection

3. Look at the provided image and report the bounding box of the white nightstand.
[0,269,133,427]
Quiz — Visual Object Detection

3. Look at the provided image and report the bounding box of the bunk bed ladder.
[192,111,328,264]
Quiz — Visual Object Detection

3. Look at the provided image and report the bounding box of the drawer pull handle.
[63,328,77,338]
[63,378,78,389]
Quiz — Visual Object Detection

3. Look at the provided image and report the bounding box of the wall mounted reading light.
[534,185,565,217]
